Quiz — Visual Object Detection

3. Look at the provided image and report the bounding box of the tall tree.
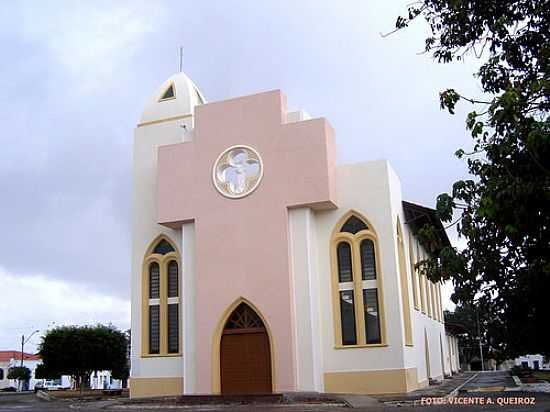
[38,324,129,393]
[444,305,494,368]
[395,0,550,357]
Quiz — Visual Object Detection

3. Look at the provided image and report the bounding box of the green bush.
[7,367,31,381]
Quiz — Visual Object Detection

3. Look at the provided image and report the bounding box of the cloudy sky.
[0,1,481,352]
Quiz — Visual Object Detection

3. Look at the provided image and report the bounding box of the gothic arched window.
[331,212,385,347]
[142,235,181,356]
[397,218,413,346]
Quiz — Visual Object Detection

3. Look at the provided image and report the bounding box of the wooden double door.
[220,303,272,394]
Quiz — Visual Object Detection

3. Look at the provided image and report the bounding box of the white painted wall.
[0,362,9,389]
[130,116,194,381]
[447,335,460,373]
[315,160,405,373]
[182,222,197,394]
[313,160,449,385]
[90,370,123,390]
[288,208,323,391]
[0,359,49,391]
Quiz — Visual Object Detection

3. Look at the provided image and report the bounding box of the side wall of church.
[304,160,450,394]
[129,119,193,397]
[314,160,413,393]
[386,165,448,386]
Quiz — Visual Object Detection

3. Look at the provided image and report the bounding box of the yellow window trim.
[330,210,387,348]
[158,81,177,102]
[408,231,420,310]
[417,242,427,314]
[437,282,444,323]
[430,281,437,320]
[141,234,182,358]
[422,246,433,319]
[137,113,193,128]
[140,353,183,359]
[434,283,440,322]
[334,343,388,349]
[397,218,413,347]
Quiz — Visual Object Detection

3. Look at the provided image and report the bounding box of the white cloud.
[0,267,130,353]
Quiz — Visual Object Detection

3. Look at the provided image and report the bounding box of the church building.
[130,72,453,398]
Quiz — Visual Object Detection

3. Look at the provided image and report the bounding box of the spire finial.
[179,46,184,72]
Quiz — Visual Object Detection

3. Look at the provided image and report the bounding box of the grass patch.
[533,371,550,382]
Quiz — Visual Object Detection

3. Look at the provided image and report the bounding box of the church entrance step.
[175,393,284,405]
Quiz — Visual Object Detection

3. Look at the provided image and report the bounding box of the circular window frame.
[212,144,264,199]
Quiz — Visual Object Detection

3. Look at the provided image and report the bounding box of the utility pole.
[20,335,24,367]
[20,330,40,366]
[476,308,484,371]
[15,330,39,392]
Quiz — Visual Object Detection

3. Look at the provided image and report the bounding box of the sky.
[0,1,482,353]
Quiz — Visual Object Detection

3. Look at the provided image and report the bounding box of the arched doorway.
[220,303,272,394]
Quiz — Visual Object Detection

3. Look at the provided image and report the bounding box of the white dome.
[139,72,206,125]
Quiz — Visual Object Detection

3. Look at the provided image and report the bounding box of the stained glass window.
[167,304,179,353]
[149,305,160,354]
[337,242,353,283]
[340,216,368,234]
[149,263,160,299]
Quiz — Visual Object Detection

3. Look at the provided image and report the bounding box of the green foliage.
[445,304,502,364]
[7,366,31,381]
[397,0,550,358]
[34,363,59,380]
[38,324,129,387]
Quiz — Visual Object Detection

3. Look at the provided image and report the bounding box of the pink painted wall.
[157,90,336,393]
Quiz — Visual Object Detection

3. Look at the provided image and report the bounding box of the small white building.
[90,370,123,390]
[515,354,546,370]
[0,351,42,391]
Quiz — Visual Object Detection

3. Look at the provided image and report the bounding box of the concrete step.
[175,393,284,404]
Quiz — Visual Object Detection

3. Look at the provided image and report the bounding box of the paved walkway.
[462,371,515,392]
[369,371,477,402]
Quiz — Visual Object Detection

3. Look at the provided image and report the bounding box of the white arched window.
[331,212,386,347]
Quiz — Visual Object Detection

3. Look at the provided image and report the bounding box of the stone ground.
[2,392,550,411]
[371,371,478,402]
[2,372,549,412]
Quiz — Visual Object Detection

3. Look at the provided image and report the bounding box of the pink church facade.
[130,72,454,398]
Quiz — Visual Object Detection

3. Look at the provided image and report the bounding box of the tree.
[7,366,31,391]
[38,324,129,394]
[444,304,498,369]
[394,1,550,358]
[34,363,60,380]
[7,366,31,381]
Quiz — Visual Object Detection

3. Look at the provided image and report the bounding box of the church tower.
[130,73,205,397]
